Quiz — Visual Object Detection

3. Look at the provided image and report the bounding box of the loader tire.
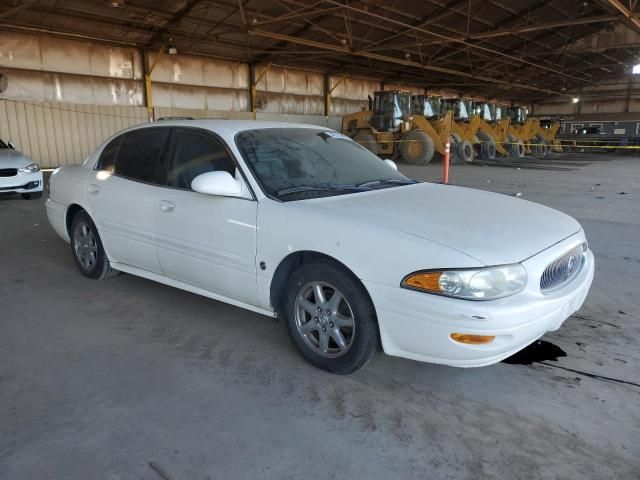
[457,140,474,163]
[477,131,496,160]
[401,130,435,165]
[354,131,379,155]
[448,133,462,164]
[508,134,525,158]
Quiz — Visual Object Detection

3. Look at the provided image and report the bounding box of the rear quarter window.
[96,137,121,172]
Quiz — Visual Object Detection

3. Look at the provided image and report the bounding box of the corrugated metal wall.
[0,99,147,168]
[0,30,423,167]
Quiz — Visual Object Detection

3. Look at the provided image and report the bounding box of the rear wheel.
[401,130,435,165]
[70,210,119,280]
[283,261,379,374]
[354,130,379,155]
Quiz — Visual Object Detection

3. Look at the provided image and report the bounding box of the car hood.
[0,149,34,168]
[298,182,581,265]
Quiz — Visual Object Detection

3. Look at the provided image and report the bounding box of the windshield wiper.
[356,179,417,188]
[275,184,366,197]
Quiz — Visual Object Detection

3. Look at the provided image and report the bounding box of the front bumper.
[0,170,43,194]
[365,234,595,367]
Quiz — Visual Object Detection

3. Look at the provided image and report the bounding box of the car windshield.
[0,139,8,149]
[235,128,414,201]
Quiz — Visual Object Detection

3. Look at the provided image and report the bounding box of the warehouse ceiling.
[2,0,640,100]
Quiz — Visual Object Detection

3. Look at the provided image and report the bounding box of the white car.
[46,120,594,374]
[0,139,43,199]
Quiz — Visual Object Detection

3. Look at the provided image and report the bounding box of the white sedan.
[46,120,594,374]
[0,139,43,199]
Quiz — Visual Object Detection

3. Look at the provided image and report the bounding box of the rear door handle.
[159,200,175,213]
[87,184,100,195]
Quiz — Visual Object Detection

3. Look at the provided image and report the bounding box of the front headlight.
[401,264,527,300]
[19,163,40,173]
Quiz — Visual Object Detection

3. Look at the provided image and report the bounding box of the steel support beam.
[606,0,640,32]
[248,28,562,95]
[321,0,590,84]
[365,14,619,51]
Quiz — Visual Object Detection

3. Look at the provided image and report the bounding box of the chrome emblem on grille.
[540,243,587,294]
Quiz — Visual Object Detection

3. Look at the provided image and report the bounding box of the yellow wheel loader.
[505,107,549,156]
[411,95,468,163]
[439,98,480,163]
[342,90,454,165]
[472,101,523,158]
[537,118,563,153]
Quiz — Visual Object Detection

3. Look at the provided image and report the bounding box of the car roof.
[126,119,331,134]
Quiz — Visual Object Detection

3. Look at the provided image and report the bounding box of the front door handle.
[159,200,175,213]
[87,184,100,195]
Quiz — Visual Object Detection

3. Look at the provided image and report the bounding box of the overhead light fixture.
[107,0,125,7]
[572,97,580,103]
[167,37,177,55]
[404,52,411,60]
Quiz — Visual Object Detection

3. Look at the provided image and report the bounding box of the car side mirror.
[384,159,398,171]
[7,141,16,150]
[191,171,243,197]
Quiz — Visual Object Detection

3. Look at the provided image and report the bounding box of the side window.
[97,137,121,173]
[114,128,169,184]
[166,128,236,190]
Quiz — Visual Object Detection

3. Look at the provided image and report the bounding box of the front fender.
[255,199,482,311]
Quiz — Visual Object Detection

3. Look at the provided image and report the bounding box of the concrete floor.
[1,153,638,480]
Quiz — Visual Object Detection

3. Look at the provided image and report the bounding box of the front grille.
[540,243,587,294]
[0,168,18,177]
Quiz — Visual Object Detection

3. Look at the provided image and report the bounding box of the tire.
[476,131,496,160]
[400,130,435,165]
[457,139,474,163]
[534,135,550,155]
[449,132,463,164]
[22,192,42,200]
[70,210,119,280]
[282,260,379,374]
[354,130,379,155]
[508,134,525,158]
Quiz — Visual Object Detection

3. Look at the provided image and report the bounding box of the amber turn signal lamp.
[403,272,442,292]
[450,333,495,344]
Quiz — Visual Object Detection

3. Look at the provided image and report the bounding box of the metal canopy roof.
[2,0,639,100]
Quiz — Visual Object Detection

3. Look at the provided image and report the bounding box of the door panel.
[154,190,258,305]
[154,127,259,305]
[87,172,162,273]
[85,127,170,274]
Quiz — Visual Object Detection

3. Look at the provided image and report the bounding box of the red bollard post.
[443,138,450,184]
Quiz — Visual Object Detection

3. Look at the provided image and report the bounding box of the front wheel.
[283,261,379,374]
[70,210,119,279]
[354,130,379,155]
[401,130,435,165]
[457,139,474,163]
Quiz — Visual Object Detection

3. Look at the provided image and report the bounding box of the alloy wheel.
[73,222,98,270]
[294,281,356,358]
